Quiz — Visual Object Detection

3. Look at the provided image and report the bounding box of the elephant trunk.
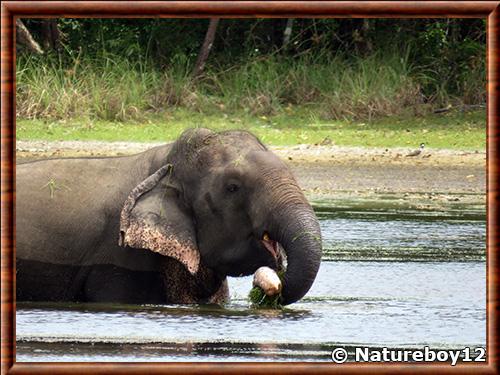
[261,177,322,305]
[275,206,322,305]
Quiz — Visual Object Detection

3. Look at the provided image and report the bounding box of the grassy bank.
[17,108,485,149]
[16,51,485,149]
[16,50,484,123]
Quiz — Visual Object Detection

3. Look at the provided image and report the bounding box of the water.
[315,196,486,262]
[16,197,486,362]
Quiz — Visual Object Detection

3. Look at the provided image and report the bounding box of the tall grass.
[201,53,420,120]
[16,55,177,121]
[16,50,485,123]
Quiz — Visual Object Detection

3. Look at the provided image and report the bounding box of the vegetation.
[248,286,283,309]
[17,109,485,150]
[248,269,285,309]
[16,18,486,148]
[17,51,427,121]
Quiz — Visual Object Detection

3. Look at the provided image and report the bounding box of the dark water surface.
[17,198,486,362]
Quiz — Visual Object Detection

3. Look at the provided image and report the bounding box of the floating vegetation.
[249,267,285,309]
[40,177,71,199]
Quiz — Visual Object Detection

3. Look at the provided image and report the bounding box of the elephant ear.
[118,165,200,275]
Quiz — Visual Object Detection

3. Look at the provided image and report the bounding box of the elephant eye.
[226,183,240,193]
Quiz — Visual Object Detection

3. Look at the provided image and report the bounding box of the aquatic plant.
[248,269,285,309]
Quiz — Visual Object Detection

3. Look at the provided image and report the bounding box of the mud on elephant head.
[119,128,322,305]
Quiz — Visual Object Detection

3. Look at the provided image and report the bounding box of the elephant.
[16,128,322,305]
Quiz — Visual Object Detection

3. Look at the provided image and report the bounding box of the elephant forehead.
[244,149,286,169]
[190,140,282,176]
[197,151,287,180]
[218,130,266,148]
[196,147,249,169]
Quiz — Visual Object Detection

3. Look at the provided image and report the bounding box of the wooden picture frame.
[1,1,498,373]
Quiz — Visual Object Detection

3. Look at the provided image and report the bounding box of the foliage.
[17,18,486,124]
[14,50,433,122]
[248,286,282,309]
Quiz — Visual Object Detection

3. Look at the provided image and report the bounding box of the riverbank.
[16,140,486,209]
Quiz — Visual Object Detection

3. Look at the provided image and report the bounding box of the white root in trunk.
[253,266,282,296]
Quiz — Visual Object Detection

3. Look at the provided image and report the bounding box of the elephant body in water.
[16,129,322,305]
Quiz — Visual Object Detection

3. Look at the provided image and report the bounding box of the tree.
[16,19,43,55]
[40,20,61,51]
[192,18,219,77]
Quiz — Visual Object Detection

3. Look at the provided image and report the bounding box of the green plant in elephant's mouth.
[248,268,285,309]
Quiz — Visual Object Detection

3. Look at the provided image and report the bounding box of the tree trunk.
[40,20,61,51]
[192,18,219,78]
[282,19,294,49]
[49,20,62,51]
[16,19,43,55]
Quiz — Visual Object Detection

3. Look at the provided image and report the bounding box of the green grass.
[17,108,485,150]
[15,51,485,150]
[16,51,485,123]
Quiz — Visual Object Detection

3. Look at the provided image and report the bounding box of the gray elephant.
[16,128,322,305]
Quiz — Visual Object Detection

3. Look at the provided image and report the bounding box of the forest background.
[15,18,486,149]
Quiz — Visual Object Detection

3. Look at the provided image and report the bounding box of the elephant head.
[119,128,322,305]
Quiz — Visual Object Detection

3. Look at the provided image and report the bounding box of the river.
[16,195,486,362]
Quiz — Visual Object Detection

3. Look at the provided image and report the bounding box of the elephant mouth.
[260,232,286,271]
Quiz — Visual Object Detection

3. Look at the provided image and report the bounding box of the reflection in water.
[315,198,485,261]
[16,340,336,362]
[17,262,486,362]
[321,219,485,261]
[16,200,486,362]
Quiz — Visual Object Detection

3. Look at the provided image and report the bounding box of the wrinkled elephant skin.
[16,129,322,305]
